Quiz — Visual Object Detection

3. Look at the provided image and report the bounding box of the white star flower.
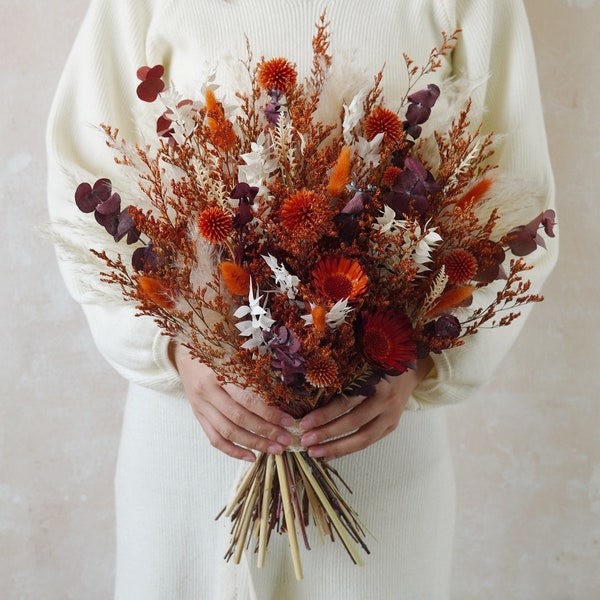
[342,87,370,143]
[301,299,353,329]
[234,281,275,350]
[262,254,300,299]
[354,133,384,168]
[238,132,278,188]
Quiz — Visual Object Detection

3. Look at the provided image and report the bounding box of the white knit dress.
[47,1,557,598]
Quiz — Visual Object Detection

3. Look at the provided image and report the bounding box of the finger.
[299,394,364,431]
[196,416,256,462]
[307,416,394,460]
[195,400,288,455]
[300,395,381,447]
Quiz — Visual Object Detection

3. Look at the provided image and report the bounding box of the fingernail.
[267,443,282,455]
[277,432,292,446]
[301,433,317,447]
[308,446,325,458]
[280,414,295,427]
[299,417,313,430]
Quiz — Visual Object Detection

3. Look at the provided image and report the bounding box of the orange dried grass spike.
[327,147,352,196]
[455,177,493,209]
[426,285,476,319]
[138,275,176,309]
[311,305,327,332]
[219,261,250,296]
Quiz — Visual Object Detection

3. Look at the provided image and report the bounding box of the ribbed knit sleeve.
[46,0,182,392]
[410,0,558,408]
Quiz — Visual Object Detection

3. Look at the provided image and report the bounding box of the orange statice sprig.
[69,16,555,578]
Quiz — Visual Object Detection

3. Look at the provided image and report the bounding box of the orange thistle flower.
[383,165,402,188]
[306,352,338,388]
[205,89,236,151]
[280,190,332,240]
[197,206,233,243]
[443,249,478,284]
[257,57,297,92]
[426,285,476,319]
[364,106,403,143]
[219,261,250,296]
[361,310,416,373]
[312,256,368,302]
[138,275,176,309]
[327,147,352,196]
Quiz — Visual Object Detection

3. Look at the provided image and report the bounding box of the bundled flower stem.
[61,14,555,578]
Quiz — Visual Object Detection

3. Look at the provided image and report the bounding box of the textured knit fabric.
[47,1,557,598]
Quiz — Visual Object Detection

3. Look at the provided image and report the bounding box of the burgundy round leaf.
[506,228,538,256]
[95,192,121,217]
[75,178,112,213]
[137,78,165,102]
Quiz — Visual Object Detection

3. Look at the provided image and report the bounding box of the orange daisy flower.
[197,206,233,243]
[311,256,368,302]
[219,261,250,296]
[364,106,403,143]
[257,58,297,92]
[443,249,478,284]
[361,310,416,373]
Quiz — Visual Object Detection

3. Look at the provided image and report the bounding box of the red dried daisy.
[306,352,338,388]
[280,190,332,240]
[364,106,403,143]
[197,206,233,243]
[312,256,368,302]
[361,310,416,373]
[257,58,297,92]
[443,249,478,284]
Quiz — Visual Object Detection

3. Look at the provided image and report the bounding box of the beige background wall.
[1,0,598,598]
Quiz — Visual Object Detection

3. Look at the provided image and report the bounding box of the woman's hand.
[299,357,434,460]
[172,344,295,462]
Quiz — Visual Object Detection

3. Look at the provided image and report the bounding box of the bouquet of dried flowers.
[66,16,554,579]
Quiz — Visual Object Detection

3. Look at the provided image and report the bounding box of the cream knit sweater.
[47,1,557,598]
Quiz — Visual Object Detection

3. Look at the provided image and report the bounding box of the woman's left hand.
[298,357,434,460]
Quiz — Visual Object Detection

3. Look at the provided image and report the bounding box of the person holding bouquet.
[47,0,557,598]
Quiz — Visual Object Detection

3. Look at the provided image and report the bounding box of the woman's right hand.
[172,344,295,462]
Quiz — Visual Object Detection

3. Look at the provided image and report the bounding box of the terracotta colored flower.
[364,106,403,143]
[197,206,233,243]
[219,261,250,296]
[306,353,338,388]
[361,310,416,373]
[327,147,352,196]
[383,166,402,188]
[257,58,297,92]
[312,256,368,302]
[280,190,332,240]
[442,249,478,284]
[138,275,176,309]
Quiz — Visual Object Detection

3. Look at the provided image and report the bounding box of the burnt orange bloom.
[205,89,236,151]
[257,58,297,92]
[197,206,233,243]
[327,147,352,196]
[138,275,176,309]
[426,285,476,319]
[312,256,368,302]
[364,106,403,143]
[443,249,478,284]
[455,177,493,210]
[361,310,416,373]
[219,261,250,296]
[280,190,331,240]
[383,165,402,188]
[306,353,338,388]
[310,305,327,332]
